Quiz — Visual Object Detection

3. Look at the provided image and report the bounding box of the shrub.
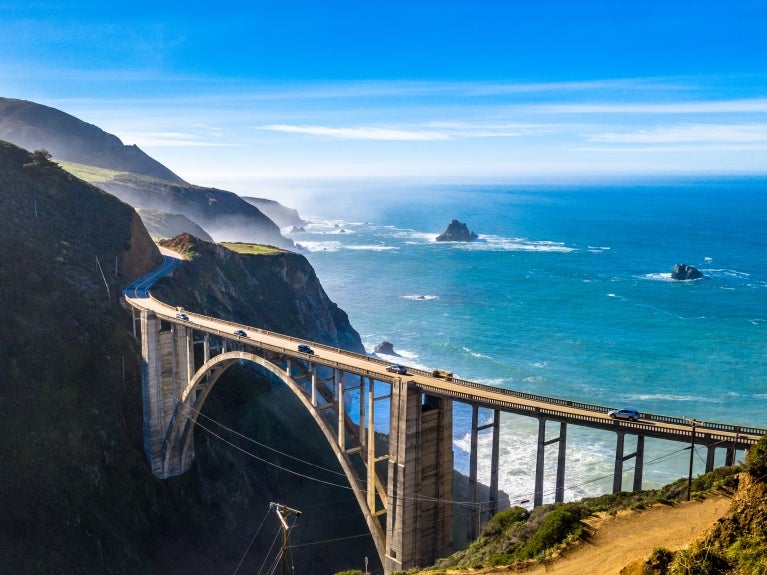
[744,435,767,482]
[669,545,730,575]
[518,503,588,560]
[726,535,767,574]
[645,547,674,574]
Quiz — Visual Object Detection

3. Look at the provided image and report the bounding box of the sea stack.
[671,263,703,280]
[374,341,400,356]
[436,219,478,242]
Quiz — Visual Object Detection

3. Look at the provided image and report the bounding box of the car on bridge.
[175,312,189,321]
[608,407,641,421]
[297,344,314,355]
[386,364,408,375]
[234,329,247,337]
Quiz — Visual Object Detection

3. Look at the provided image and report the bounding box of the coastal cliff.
[0,140,374,573]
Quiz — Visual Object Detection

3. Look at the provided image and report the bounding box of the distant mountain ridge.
[0,97,185,183]
[0,97,297,249]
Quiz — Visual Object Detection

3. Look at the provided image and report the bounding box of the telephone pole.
[270,502,301,575]
[685,418,702,501]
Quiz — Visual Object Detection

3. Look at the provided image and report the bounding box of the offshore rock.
[436,219,478,242]
[671,263,703,280]
[374,341,400,356]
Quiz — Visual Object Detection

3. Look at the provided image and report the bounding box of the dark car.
[175,312,189,321]
[297,344,314,355]
[386,364,408,375]
[234,329,247,337]
[608,407,641,421]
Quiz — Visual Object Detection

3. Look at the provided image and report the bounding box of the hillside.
[0,141,378,574]
[0,99,295,249]
[0,97,185,183]
[413,438,767,575]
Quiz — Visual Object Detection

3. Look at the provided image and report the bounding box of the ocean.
[292,177,767,505]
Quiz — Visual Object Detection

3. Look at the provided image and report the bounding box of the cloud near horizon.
[259,124,451,141]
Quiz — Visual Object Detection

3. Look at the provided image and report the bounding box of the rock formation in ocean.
[436,219,478,242]
[671,263,703,280]
[374,341,400,356]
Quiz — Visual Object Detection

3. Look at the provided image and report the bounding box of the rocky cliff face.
[155,234,364,352]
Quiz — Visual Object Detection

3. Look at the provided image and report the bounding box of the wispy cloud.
[589,123,767,143]
[537,99,767,115]
[118,131,238,147]
[259,124,451,141]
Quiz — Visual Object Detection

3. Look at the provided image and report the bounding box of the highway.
[123,255,766,449]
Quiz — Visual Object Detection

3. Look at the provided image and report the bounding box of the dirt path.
[520,493,732,575]
[441,492,732,575]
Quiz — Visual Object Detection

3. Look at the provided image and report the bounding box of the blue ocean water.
[294,178,766,504]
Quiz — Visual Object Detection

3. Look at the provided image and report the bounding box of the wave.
[345,245,399,251]
[402,294,439,301]
[297,241,343,252]
[627,393,723,403]
[462,346,493,360]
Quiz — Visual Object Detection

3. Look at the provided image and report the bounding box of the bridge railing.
[127,295,767,441]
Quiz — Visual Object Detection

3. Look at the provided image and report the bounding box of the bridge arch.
[161,350,387,562]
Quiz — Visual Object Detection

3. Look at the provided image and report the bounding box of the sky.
[1,0,766,199]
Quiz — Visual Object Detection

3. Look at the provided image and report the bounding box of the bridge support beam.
[468,407,502,539]
[385,381,453,574]
[613,432,645,493]
[140,311,194,477]
[534,419,567,507]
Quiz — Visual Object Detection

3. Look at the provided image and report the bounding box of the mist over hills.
[0,97,297,249]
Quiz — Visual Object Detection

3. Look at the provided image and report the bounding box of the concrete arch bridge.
[123,259,766,574]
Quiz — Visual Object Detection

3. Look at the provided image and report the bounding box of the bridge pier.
[534,419,567,507]
[613,432,645,493]
[385,381,453,574]
[467,407,501,539]
[140,310,194,477]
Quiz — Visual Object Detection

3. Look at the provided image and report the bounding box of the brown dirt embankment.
[438,492,732,575]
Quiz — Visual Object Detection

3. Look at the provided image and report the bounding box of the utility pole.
[686,418,702,501]
[270,502,301,575]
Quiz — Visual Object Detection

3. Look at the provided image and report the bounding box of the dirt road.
[522,493,731,575]
[441,492,732,575]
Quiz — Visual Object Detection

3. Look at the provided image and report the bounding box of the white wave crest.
[297,241,343,252]
[402,294,439,301]
[346,245,399,251]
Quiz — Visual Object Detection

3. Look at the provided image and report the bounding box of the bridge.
[123,255,766,574]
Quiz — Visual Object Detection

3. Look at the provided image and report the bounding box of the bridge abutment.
[385,381,454,573]
[140,310,194,478]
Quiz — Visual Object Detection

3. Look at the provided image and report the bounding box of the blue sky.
[1,1,766,196]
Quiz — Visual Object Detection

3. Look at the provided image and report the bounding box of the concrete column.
[367,380,377,514]
[311,365,317,407]
[725,447,736,466]
[141,312,194,478]
[534,418,546,507]
[633,435,645,491]
[489,410,500,515]
[613,432,625,493]
[359,377,367,453]
[554,422,567,503]
[385,384,453,573]
[338,371,345,451]
[468,405,479,540]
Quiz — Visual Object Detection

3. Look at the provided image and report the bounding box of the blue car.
[297,344,314,355]
[608,407,641,421]
[234,329,247,337]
